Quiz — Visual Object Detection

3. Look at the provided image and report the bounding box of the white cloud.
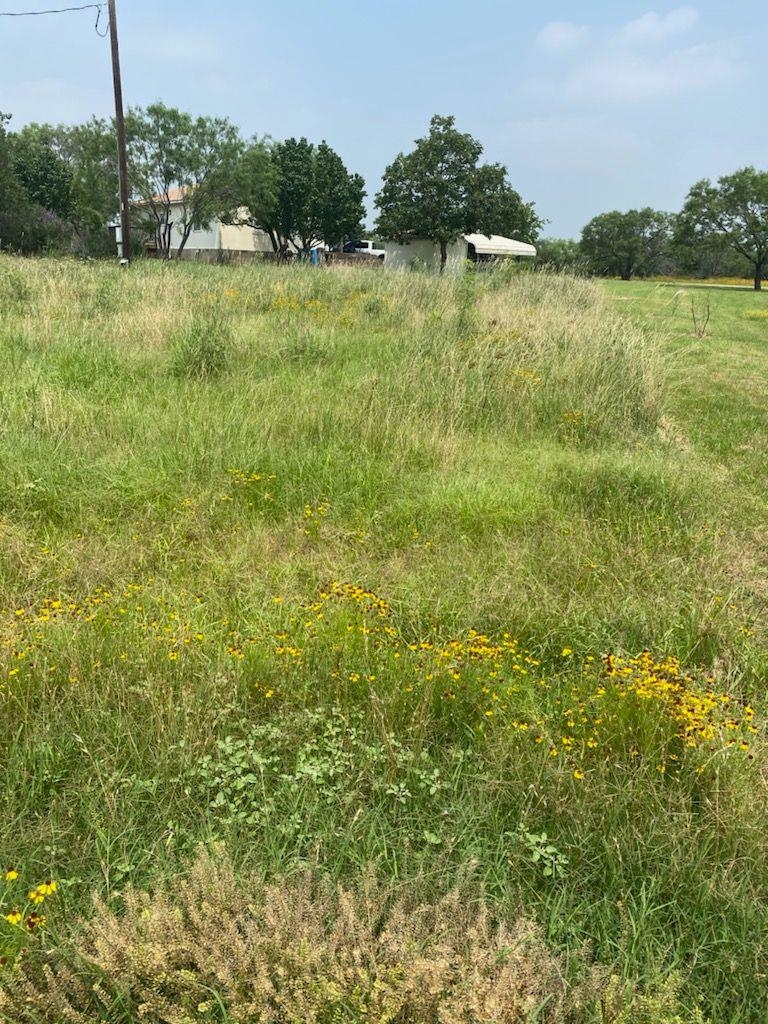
[528,8,733,105]
[567,42,733,102]
[536,21,590,53]
[619,7,699,45]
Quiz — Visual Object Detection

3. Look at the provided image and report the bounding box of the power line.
[0,4,110,43]
[0,3,103,16]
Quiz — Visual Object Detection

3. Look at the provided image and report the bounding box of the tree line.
[1,102,766,287]
[0,108,541,266]
[0,105,368,260]
[539,167,768,291]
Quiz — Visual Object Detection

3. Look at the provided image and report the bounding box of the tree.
[59,119,119,254]
[237,137,364,255]
[679,168,768,290]
[0,113,24,247]
[270,137,317,252]
[0,114,68,253]
[312,141,365,254]
[11,127,73,221]
[231,137,280,250]
[671,212,752,280]
[579,208,671,280]
[126,103,243,259]
[375,115,542,272]
[535,237,585,272]
[466,162,541,247]
[9,119,119,255]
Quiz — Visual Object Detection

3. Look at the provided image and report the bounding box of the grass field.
[0,257,765,1022]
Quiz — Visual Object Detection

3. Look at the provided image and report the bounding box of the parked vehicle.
[341,239,386,260]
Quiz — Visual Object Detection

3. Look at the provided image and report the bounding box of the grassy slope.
[0,258,766,1021]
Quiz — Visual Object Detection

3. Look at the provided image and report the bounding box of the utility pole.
[108,0,131,262]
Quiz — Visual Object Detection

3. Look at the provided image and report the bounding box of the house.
[381,233,537,272]
[118,188,276,260]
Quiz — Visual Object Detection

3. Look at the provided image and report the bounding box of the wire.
[0,2,103,16]
[93,0,107,35]
[0,2,108,36]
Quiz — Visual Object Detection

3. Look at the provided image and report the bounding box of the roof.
[134,186,189,207]
[162,187,188,204]
[463,233,537,257]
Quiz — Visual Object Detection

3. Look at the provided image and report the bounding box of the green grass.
[0,257,766,1022]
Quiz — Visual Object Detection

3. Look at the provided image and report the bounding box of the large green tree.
[10,127,73,221]
[230,137,280,250]
[679,167,768,290]
[7,119,118,255]
[579,208,672,280]
[0,114,69,253]
[270,137,317,253]
[375,115,541,271]
[312,141,365,254]
[671,212,752,280]
[126,103,243,259]
[60,119,119,254]
[237,137,364,254]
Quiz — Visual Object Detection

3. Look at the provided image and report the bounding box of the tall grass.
[0,256,765,1022]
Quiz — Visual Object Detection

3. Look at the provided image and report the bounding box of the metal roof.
[463,233,537,257]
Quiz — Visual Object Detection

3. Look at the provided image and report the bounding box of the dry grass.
[2,848,571,1024]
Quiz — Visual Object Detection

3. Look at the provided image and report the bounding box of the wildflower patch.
[1,872,57,966]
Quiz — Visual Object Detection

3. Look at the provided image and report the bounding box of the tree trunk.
[265,226,279,253]
[439,239,447,273]
[176,224,192,260]
[159,216,172,260]
[754,261,763,291]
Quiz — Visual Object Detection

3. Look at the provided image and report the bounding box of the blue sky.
[1,0,765,237]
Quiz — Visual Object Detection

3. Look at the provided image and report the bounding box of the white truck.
[342,239,386,260]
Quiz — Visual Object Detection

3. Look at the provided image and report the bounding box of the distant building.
[117,188,276,259]
[382,233,537,272]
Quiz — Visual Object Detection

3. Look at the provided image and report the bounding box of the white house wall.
[162,203,274,253]
[169,215,220,252]
[219,223,275,253]
[382,238,468,273]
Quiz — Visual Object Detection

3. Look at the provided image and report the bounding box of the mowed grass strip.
[0,256,765,1022]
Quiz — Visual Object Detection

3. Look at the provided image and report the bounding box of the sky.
[1,0,765,238]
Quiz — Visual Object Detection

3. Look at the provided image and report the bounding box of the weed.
[513,826,570,879]
[170,300,233,378]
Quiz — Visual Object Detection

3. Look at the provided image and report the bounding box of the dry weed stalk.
[0,847,567,1024]
[690,296,711,339]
